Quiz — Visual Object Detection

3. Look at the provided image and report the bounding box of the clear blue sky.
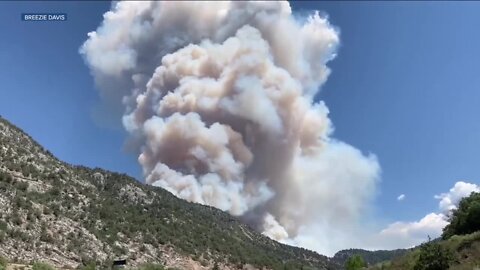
[1,1,479,227]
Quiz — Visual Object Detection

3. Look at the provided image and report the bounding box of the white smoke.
[81,1,380,256]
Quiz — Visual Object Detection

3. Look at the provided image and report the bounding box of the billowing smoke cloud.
[81,1,380,256]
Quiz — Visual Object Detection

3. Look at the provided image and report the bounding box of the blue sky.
[1,1,480,242]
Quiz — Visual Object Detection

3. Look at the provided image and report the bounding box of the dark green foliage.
[0,256,7,270]
[442,192,480,239]
[48,186,61,196]
[0,171,13,184]
[8,228,29,241]
[0,221,7,231]
[11,212,22,226]
[413,239,451,270]
[32,262,55,270]
[345,255,367,270]
[15,181,28,191]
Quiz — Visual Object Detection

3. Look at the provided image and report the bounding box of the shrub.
[16,181,29,191]
[413,239,451,270]
[77,262,96,270]
[0,221,7,231]
[32,262,55,270]
[0,231,5,243]
[0,256,8,270]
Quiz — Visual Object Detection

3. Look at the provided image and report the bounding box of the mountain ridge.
[0,116,337,269]
[0,116,405,270]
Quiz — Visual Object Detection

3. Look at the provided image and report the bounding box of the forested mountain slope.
[0,116,339,270]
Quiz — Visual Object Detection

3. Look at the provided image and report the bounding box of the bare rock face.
[0,117,337,270]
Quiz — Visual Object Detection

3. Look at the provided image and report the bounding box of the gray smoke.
[81,1,380,256]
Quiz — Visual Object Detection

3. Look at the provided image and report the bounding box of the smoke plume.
[81,1,380,256]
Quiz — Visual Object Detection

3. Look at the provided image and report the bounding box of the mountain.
[0,116,343,270]
[331,249,408,267]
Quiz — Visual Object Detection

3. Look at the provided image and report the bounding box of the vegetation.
[32,262,55,270]
[413,238,451,270]
[0,257,7,270]
[77,261,97,270]
[442,192,480,239]
[332,248,407,267]
[368,232,480,270]
[0,116,336,270]
[366,193,480,270]
[345,254,367,270]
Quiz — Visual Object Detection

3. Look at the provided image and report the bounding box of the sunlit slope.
[0,116,341,270]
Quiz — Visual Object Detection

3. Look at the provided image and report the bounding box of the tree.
[345,255,367,270]
[413,238,450,270]
[442,192,480,239]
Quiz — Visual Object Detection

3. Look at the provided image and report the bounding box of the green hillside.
[0,116,336,269]
[368,232,480,270]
